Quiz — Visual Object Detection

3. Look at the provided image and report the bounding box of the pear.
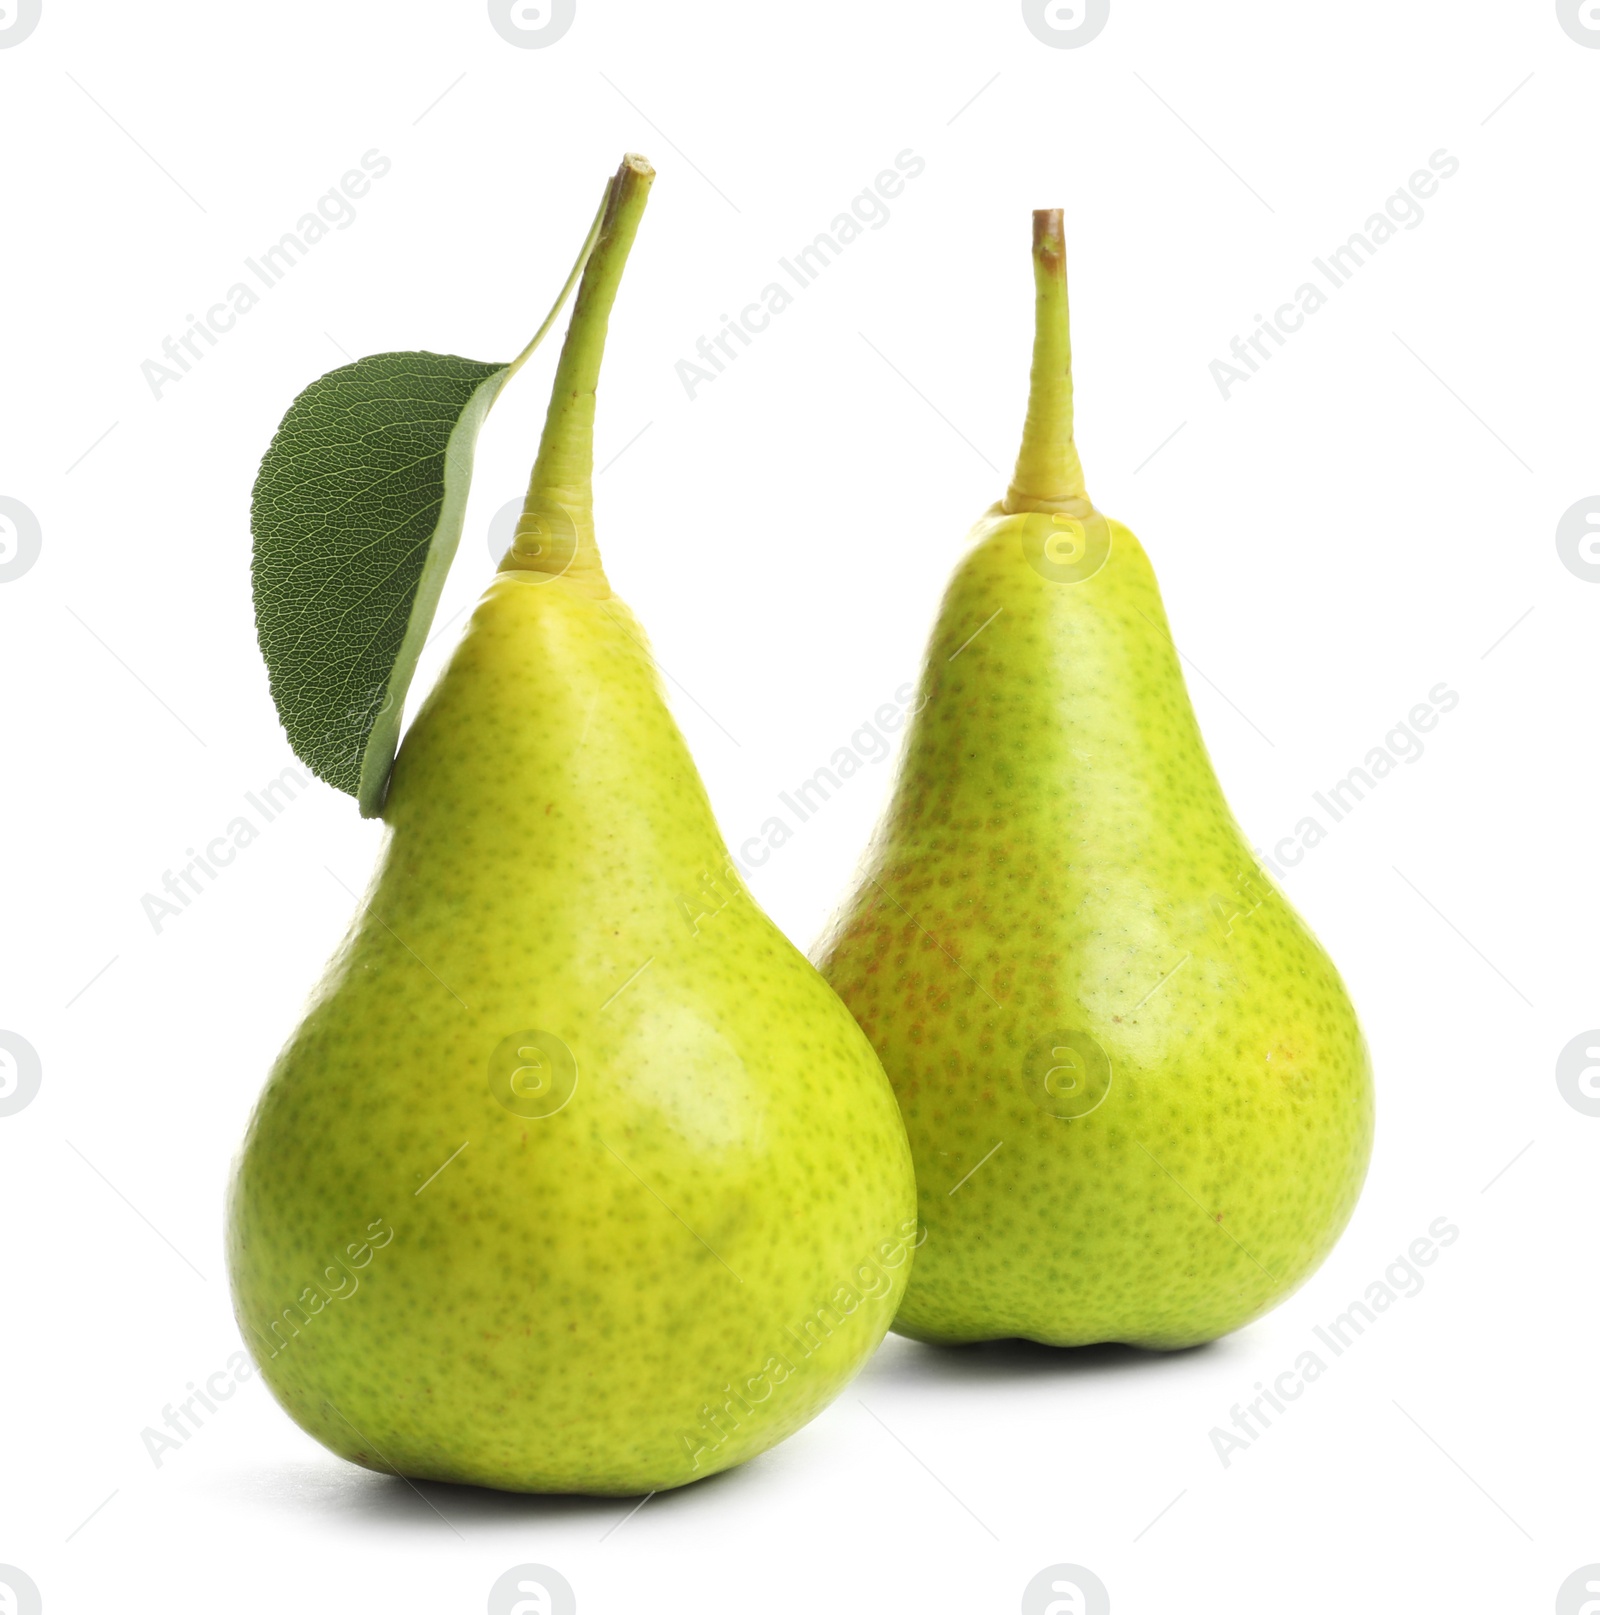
[227,157,917,1494]
[816,209,1373,1350]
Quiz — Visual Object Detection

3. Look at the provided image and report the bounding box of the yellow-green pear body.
[229,572,917,1493]
[817,506,1373,1348]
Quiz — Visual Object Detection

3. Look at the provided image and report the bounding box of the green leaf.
[248,177,614,816]
[251,351,509,815]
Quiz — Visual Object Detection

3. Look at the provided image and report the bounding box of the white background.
[1,2,1595,1611]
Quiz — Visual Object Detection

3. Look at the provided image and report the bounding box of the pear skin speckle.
[816,512,1374,1350]
[228,574,917,1493]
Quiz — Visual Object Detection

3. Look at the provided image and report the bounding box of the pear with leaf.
[816,210,1373,1349]
[229,157,917,1494]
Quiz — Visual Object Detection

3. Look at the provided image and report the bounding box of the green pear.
[816,209,1373,1350]
[227,156,917,1494]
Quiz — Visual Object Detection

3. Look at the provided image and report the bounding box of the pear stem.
[503,153,655,591]
[1001,208,1092,517]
